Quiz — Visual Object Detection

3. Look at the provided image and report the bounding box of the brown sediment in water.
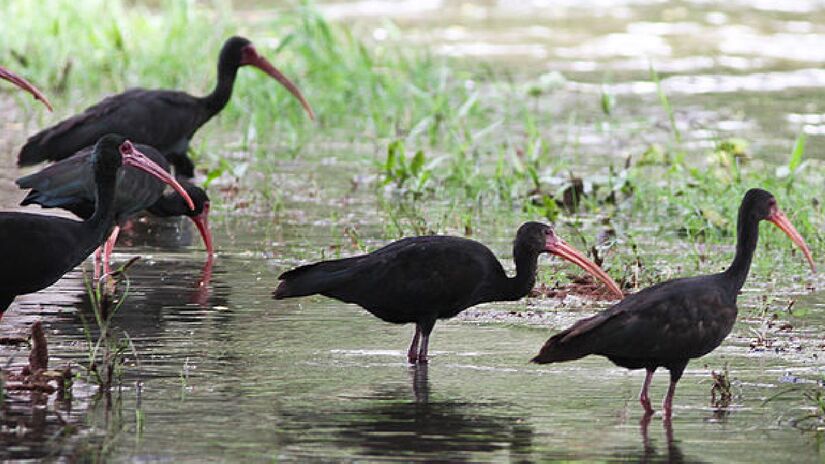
[531,273,626,302]
[2,321,72,397]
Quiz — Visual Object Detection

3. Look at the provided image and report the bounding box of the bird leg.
[663,379,678,421]
[102,225,121,276]
[662,363,686,421]
[417,332,430,364]
[407,325,421,364]
[416,320,436,364]
[639,368,656,415]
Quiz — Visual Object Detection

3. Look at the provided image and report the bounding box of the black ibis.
[0,65,52,111]
[146,180,213,256]
[16,142,198,276]
[146,182,214,306]
[17,36,314,177]
[274,222,624,364]
[0,134,195,322]
[531,188,815,418]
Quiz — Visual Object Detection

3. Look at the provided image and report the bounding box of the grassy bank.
[2,0,823,286]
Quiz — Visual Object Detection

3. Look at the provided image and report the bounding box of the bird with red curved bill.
[0,65,53,111]
[16,141,203,276]
[531,188,816,420]
[0,134,195,324]
[145,180,213,258]
[274,222,624,364]
[17,36,314,177]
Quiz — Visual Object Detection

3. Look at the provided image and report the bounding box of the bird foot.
[416,355,429,365]
[407,354,418,364]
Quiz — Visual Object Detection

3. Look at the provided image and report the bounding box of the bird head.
[184,185,213,256]
[93,134,195,213]
[220,35,315,120]
[516,221,624,298]
[743,188,815,271]
[93,134,128,173]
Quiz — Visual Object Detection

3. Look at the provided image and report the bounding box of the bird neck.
[85,169,118,243]
[146,192,179,217]
[202,59,239,114]
[506,245,540,300]
[723,208,760,293]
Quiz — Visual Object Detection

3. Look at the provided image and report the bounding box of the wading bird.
[0,134,194,322]
[146,180,212,257]
[18,36,314,177]
[274,222,624,364]
[16,142,199,276]
[0,65,52,110]
[531,188,815,419]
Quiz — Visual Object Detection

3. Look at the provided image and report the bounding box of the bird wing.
[533,275,737,363]
[18,89,206,165]
[275,236,495,318]
[16,148,96,217]
[0,213,88,295]
[16,143,171,220]
[326,237,493,312]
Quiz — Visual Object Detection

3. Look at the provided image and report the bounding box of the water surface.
[3,0,825,462]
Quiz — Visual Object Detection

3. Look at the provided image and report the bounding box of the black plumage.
[17,36,314,177]
[532,189,816,418]
[0,134,190,322]
[16,141,196,275]
[146,181,213,256]
[274,222,623,364]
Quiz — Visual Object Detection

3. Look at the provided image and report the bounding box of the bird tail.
[273,258,359,299]
[16,151,91,210]
[531,315,603,364]
[18,137,49,166]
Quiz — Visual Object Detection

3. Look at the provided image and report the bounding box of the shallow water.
[3,0,825,462]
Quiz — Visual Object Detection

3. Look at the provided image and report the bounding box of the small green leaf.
[789,133,806,172]
[600,87,615,116]
[410,150,425,176]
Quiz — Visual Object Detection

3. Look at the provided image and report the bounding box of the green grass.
[3,0,824,288]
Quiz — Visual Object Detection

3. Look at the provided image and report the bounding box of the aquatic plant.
[710,365,733,409]
[78,257,140,391]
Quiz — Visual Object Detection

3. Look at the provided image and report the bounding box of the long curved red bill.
[0,65,53,111]
[546,235,624,299]
[241,45,315,120]
[768,208,816,272]
[190,202,214,256]
[119,141,195,211]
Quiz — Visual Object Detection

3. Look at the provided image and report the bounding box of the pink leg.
[639,368,656,415]
[662,379,678,420]
[102,226,121,276]
[407,325,421,364]
[417,332,430,364]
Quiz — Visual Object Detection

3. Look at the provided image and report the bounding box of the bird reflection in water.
[274,365,535,462]
[336,365,534,461]
[0,387,76,460]
[114,214,215,306]
[635,413,693,464]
